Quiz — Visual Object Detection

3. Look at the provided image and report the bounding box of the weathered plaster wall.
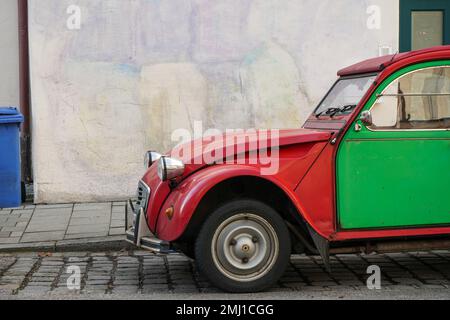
[0,0,20,109]
[29,0,399,203]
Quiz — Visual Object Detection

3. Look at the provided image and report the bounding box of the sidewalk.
[0,202,132,252]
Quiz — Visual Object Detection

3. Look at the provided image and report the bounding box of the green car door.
[337,61,450,229]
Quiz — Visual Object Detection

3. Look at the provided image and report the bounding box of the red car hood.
[168,128,332,176]
[141,128,331,231]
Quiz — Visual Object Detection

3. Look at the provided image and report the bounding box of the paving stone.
[2,220,18,227]
[7,265,35,271]
[109,228,124,236]
[143,278,168,285]
[10,231,24,238]
[10,209,34,215]
[19,287,51,294]
[310,281,339,286]
[83,284,109,291]
[91,257,111,262]
[20,231,65,243]
[115,275,139,280]
[64,232,109,239]
[0,285,16,294]
[141,286,170,293]
[33,272,60,277]
[33,208,73,216]
[28,213,69,221]
[112,286,138,293]
[27,216,69,224]
[113,279,139,285]
[417,283,446,289]
[425,279,450,285]
[172,285,200,293]
[36,204,73,209]
[133,251,152,256]
[112,214,125,221]
[0,237,21,244]
[66,225,109,234]
[74,203,111,211]
[1,225,27,232]
[336,280,365,286]
[28,280,54,285]
[392,278,427,285]
[116,271,139,276]
[65,260,88,267]
[25,224,67,233]
[86,280,110,285]
[0,275,25,282]
[41,261,64,266]
[51,287,81,294]
[69,217,110,226]
[110,220,125,228]
[90,252,108,257]
[88,275,113,280]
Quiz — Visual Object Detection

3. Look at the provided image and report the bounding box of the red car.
[126,45,450,292]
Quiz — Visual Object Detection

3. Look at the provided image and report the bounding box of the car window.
[315,76,376,116]
[370,66,450,130]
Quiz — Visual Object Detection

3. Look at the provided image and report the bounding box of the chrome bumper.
[125,199,172,254]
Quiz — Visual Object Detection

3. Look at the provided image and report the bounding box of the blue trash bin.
[0,107,24,208]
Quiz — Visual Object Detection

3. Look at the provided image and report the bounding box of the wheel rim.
[211,213,279,282]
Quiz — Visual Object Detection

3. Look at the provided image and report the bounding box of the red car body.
[140,45,450,245]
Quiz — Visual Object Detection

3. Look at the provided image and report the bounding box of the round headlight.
[157,156,185,181]
[144,151,162,168]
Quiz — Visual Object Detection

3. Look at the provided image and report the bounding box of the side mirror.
[359,110,372,126]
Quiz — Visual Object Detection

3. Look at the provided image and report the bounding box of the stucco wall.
[0,0,20,109]
[29,0,399,203]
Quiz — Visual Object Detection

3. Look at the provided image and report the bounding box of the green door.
[337,61,450,229]
[400,0,450,52]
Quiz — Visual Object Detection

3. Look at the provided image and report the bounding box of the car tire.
[195,199,291,293]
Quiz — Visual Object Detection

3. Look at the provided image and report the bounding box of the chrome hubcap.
[212,213,279,282]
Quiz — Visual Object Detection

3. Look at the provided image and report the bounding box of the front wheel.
[195,199,291,293]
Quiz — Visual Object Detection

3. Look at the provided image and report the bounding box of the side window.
[370,66,450,130]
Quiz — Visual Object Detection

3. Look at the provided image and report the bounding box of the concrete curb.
[0,235,134,253]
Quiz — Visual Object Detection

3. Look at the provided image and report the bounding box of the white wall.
[29,0,399,203]
[0,0,20,109]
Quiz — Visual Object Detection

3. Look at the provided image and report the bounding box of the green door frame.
[400,0,450,52]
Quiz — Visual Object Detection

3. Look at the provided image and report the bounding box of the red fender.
[155,162,329,242]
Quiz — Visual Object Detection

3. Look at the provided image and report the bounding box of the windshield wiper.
[315,107,340,118]
[328,104,357,117]
[315,105,357,118]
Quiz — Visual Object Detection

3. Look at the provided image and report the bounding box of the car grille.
[135,181,151,214]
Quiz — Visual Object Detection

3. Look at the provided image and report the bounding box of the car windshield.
[314,75,376,117]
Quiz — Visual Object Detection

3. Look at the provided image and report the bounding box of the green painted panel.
[337,61,450,229]
[338,138,450,229]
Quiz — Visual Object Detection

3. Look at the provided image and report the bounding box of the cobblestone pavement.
[0,250,450,299]
[0,202,126,248]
